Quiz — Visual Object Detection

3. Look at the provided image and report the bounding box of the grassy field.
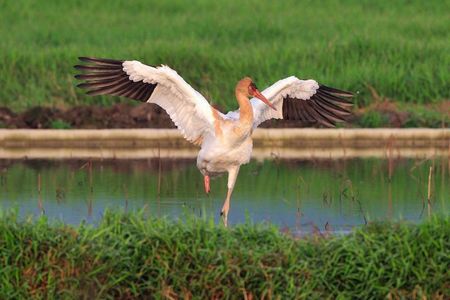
[0,212,448,299]
[0,0,448,114]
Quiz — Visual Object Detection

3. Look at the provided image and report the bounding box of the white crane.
[75,57,353,226]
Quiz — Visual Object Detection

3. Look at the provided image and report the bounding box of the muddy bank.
[0,103,332,129]
[0,101,448,129]
[0,103,174,129]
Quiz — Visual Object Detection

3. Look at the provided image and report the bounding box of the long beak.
[254,89,276,110]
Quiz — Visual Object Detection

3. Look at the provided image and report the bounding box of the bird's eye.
[248,82,258,95]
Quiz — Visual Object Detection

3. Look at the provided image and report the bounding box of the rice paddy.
[0,0,449,113]
[0,1,449,298]
[0,157,448,229]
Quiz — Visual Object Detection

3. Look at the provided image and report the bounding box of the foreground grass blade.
[0,211,448,299]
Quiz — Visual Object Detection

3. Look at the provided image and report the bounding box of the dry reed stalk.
[157,147,162,197]
[37,173,43,214]
[388,137,394,182]
[157,146,162,216]
[387,183,393,220]
[427,166,433,217]
[88,160,93,216]
[123,184,129,213]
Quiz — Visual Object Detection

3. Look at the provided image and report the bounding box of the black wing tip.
[319,85,354,98]
[282,83,354,127]
[76,82,99,89]
[73,64,93,71]
[317,89,353,106]
[74,58,157,102]
[78,56,124,65]
[74,74,87,80]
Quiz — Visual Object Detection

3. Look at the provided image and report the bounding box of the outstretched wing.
[225,76,353,128]
[75,57,216,144]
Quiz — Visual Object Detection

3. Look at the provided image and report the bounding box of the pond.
[0,156,448,233]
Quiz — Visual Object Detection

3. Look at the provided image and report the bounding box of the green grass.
[49,119,72,129]
[0,211,448,299]
[0,0,449,112]
[356,110,390,128]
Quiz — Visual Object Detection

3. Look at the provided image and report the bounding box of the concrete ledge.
[0,146,446,160]
[253,128,450,140]
[0,129,188,148]
[0,128,448,159]
[0,128,448,147]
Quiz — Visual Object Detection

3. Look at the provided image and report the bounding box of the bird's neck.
[236,91,254,127]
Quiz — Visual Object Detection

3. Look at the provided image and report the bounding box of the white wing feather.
[123,61,216,143]
[224,76,319,128]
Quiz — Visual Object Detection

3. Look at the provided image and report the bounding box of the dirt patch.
[0,103,332,129]
[0,100,448,129]
[0,103,176,129]
[354,100,409,127]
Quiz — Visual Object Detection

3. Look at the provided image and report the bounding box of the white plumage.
[123,61,216,143]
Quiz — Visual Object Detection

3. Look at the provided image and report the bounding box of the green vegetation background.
[0,0,448,113]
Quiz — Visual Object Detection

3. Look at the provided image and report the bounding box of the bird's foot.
[220,202,230,227]
[204,175,210,194]
[220,210,228,227]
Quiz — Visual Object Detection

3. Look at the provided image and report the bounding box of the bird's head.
[238,77,276,110]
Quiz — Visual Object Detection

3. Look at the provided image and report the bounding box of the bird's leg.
[221,189,232,227]
[220,166,240,227]
[204,175,210,194]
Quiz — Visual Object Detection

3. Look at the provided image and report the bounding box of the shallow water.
[0,157,448,233]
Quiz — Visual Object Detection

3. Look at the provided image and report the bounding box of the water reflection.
[0,157,448,233]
